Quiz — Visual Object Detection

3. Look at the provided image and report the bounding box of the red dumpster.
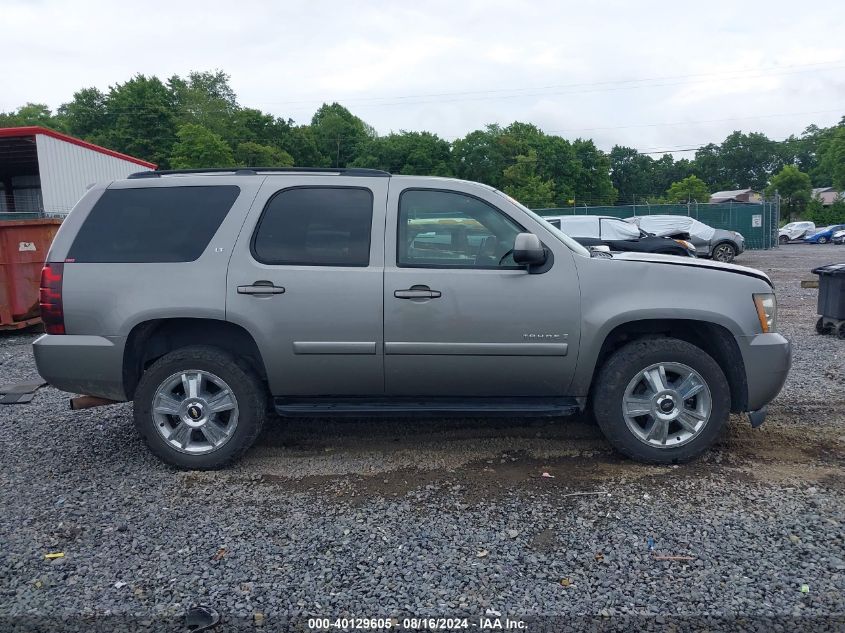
[0,218,63,330]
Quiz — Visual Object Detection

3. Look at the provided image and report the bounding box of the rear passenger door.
[226,177,388,396]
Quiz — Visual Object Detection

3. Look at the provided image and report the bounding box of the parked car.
[33,167,791,469]
[779,221,816,244]
[833,229,845,245]
[804,224,845,244]
[626,215,745,263]
[543,215,695,257]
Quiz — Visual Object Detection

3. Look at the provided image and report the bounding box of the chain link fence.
[534,200,780,250]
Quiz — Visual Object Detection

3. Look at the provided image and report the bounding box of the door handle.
[394,285,441,300]
[238,281,285,295]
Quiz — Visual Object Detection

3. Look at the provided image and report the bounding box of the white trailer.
[0,126,155,216]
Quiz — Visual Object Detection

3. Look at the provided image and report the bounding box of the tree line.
[2,70,843,220]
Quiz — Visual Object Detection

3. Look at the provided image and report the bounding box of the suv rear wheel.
[134,346,266,469]
[592,338,730,463]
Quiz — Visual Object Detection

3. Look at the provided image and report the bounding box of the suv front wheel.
[711,242,737,262]
[592,338,730,463]
[133,346,267,469]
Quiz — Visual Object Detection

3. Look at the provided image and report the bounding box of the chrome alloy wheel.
[622,362,712,448]
[151,370,239,454]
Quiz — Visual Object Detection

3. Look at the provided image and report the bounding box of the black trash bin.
[812,262,845,338]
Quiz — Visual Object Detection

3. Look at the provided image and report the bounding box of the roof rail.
[127,167,391,179]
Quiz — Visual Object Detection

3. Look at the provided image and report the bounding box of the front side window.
[252,187,373,266]
[398,189,523,268]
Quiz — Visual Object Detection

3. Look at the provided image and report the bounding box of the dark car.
[544,215,695,257]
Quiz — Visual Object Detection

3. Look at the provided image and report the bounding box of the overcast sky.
[2,0,843,154]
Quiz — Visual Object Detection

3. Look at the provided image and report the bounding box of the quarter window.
[252,187,373,266]
[68,185,239,263]
[398,190,523,268]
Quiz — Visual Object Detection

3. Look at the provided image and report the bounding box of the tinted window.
[68,186,239,263]
[398,189,523,268]
[252,187,373,266]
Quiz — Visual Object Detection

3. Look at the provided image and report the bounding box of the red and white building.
[0,126,155,216]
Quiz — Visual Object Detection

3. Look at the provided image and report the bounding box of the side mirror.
[513,233,546,266]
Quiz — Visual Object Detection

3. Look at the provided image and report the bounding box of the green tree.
[570,139,617,205]
[665,175,711,203]
[282,125,324,167]
[609,146,656,203]
[234,141,293,167]
[715,131,782,190]
[804,196,845,226]
[502,149,556,207]
[57,88,108,139]
[101,74,177,167]
[311,103,373,167]
[0,103,57,128]
[451,125,510,188]
[168,70,239,139]
[816,126,845,190]
[352,131,452,175]
[691,143,723,190]
[766,165,812,221]
[170,124,234,169]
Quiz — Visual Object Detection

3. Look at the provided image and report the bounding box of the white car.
[779,221,816,244]
[833,229,845,245]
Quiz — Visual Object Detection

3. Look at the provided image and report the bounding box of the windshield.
[491,189,591,257]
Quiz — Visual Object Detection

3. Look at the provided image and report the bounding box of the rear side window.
[252,187,373,266]
[68,186,239,263]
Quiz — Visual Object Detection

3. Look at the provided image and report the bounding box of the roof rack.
[127,167,391,179]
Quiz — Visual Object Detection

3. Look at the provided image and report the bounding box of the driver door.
[383,181,581,397]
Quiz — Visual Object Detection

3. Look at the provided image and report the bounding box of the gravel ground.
[0,245,843,632]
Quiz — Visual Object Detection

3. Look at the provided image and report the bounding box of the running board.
[273,396,581,418]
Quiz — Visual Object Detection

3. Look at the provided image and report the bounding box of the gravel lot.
[1,245,843,632]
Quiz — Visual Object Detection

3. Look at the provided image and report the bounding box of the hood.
[610,251,772,286]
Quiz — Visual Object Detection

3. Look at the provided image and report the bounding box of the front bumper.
[32,334,128,401]
[736,332,791,412]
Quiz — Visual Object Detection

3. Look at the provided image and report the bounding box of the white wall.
[35,134,152,214]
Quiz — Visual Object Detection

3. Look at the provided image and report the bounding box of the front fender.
[569,256,769,396]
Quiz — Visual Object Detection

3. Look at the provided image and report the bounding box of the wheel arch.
[123,318,267,400]
[582,318,748,413]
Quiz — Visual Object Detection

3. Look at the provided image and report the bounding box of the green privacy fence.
[533,201,780,250]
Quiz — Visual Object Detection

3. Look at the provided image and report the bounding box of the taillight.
[39,263,65,335]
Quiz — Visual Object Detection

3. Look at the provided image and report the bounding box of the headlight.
[753,293,777,332]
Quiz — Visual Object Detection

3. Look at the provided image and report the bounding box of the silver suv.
[34,168,791,469]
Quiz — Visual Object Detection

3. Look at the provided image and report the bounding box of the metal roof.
[0,126,156,169]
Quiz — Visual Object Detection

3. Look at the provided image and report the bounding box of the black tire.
[133,346,267,470]
[778,235,789,245]
[838,323,845,340]
[711,242,737,263]
[816,317,831,335]
[591,338,730,464]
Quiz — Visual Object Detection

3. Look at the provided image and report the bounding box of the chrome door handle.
[394,286,441,299]
[238,281,285,295]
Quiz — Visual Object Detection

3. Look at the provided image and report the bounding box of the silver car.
[627,215,746,262]
[33,168,790,469]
